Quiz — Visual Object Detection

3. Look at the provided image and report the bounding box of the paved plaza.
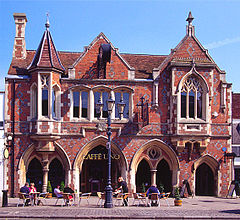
[0,196,240,219]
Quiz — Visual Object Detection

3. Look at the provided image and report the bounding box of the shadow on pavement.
[220,210,240,215]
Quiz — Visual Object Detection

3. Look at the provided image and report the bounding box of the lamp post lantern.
[97,95,125,208]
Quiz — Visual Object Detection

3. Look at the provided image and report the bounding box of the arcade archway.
[156,159,172,193]
[196,163,215,196]
[26,158,43,192]
[136,159,151,192]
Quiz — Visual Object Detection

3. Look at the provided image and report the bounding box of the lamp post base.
[104,185,113,208]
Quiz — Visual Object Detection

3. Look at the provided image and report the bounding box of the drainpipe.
[11,79,15,197]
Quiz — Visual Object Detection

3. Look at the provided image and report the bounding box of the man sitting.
[20,182,30,206]
[146,184,160,206]
[54,185,63,198]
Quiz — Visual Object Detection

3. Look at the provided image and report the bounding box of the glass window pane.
[52,90,56,118]
[115,92,121,118]
[94,92,101,118]
[181,91,187,118]
[42,88,48,116]
[81,91,88,118]
[189,90,195,118]
[102,92,109,118]
[73,91,80,118]
[123,93,129,118]
[197,91,202,118]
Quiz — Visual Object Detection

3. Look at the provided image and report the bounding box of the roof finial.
[186,11,194,26]
[45,12,50,29]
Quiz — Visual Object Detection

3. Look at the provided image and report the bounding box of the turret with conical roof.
[28,17,65,73]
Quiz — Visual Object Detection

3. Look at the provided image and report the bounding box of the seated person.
[29,183,37,205]
[63,185,74,200]
[115,177,128,206]
[54,185,63,198]
[20,182,30,205]
[146,184,160,206]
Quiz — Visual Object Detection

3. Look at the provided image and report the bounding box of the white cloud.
[205,36,240,49]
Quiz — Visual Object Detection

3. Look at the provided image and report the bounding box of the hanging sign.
[3,148,9,159]
[83,153,120,160]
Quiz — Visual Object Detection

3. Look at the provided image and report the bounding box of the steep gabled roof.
[156,12,225,79]
[27,22,65,73]
[72,32,133,71]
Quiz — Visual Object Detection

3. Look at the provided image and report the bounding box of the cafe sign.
[83,153,120,160]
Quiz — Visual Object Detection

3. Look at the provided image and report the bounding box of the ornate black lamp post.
[96,95,125,208]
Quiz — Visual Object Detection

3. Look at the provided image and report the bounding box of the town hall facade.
[5,12,232,197]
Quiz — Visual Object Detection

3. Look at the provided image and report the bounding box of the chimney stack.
[13,13,27,59]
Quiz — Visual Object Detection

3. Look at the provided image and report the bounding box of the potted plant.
[60,181,65,192]
[174,187,182,206]
[47,181,52,198]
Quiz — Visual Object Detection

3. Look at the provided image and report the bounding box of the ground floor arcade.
[14,136,227,197]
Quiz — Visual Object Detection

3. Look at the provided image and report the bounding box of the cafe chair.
[37,192,49,206]
[160,192,170,207]
[17,192,29,207]
[78,192,91,206]
[55,195,64,206]
[132,193,147,206]
[114,193,130,206]
[148,193,160,207]
[97,192,105,207]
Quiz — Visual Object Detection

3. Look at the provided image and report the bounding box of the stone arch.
[193,154,219,196]
[130,139,180,192]
[72,135,128,193]
[17,142,71,191]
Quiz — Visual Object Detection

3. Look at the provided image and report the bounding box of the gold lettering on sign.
[83,153,120,160]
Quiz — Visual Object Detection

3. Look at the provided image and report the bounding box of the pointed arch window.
[30,84,38,119]
[42,87,48,116]
[181,75,203,119]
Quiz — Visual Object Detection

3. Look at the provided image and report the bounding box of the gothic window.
[181,75,203,119]
[41,75,49,117]
[42,87,48,116]
[73,90,89,119]
[52,85,61,119]
[30,84,37,119]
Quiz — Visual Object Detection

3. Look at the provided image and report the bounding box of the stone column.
[150,169,157,185]
[41,154,49,193]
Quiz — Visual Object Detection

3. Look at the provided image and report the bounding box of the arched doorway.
[136,159,151,192]
[80,145,120,194]
[196,163,215,196]
[26,158,43,192]
[156,159,172,193]
[48,158,65,192]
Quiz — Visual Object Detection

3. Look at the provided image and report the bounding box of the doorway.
[80,145,120,193]
[136,159,151,192]
[195,163,215,196]
[26,158,43,192]
[48,158,65,193]
[156,159,172,193]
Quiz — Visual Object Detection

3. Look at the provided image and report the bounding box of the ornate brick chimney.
[13,13,27,59]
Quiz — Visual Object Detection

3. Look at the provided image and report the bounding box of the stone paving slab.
[0,196,240,219]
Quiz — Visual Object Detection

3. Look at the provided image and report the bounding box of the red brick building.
[5,12,232,197]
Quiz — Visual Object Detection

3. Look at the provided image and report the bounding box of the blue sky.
[1,0,240,92]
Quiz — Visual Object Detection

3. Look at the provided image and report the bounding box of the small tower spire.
[45,12,50,29]
[186,11,194,26]
[186,11,195,37]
